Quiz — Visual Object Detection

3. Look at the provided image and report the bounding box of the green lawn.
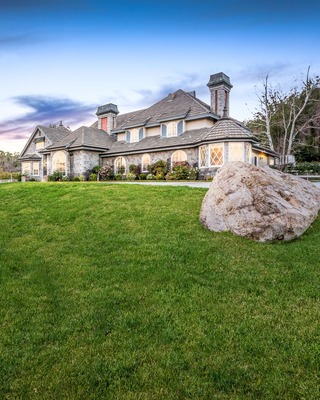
[0,182,319,399]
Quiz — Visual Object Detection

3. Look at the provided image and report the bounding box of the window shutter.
[126,130,131,142]
[139,128,144,141]
[177,121,183,135]
[161,124,167,138]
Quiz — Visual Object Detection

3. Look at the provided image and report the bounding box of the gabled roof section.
[100,90,215,132]
[19,153,41,161]
[46,126,114,151]
[20,125,70,157]
[203,118,257,141]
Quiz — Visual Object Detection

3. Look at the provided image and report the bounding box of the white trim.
[115,156,126,174]
[209,143,224,167]
[171,150,187,163]
[141,153,150,172]
[198,145,207,168]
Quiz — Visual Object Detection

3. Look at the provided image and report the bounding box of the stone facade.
[102,147,199,173]
[71,151,100,177]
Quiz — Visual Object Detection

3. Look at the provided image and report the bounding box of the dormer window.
[36,141,45,150]
[131,129,139,143]
[167,122,177,137]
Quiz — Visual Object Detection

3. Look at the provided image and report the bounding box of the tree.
[0,151,20,173]
[249,67,320,166]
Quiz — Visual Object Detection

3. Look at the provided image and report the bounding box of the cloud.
[0,34,40,47]
[0,96,95,140]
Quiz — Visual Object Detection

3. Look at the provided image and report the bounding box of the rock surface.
[200,162,320,242]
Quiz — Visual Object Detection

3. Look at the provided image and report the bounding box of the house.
[19,72,276,180]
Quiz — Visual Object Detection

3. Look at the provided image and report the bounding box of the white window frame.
[141,154,150,172]
[52,151,67,174]
[115,156,126,174]
[22,162,31,175]
[209,143,224,167]
[199,145,207,168]
[167,122,177,137]
[171,150,187,163]
[33,162,40,176]
[36,141,45,150]
[130,129,139,143]
[228,142,244,162]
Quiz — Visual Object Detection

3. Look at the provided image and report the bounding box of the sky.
[1,0,320,153]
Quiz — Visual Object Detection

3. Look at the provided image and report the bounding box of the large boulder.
[200,162,320,242]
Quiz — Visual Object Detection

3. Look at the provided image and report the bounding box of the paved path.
[104,181,211,188]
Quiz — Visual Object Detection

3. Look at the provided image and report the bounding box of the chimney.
[207,72,233,118]
[96,103,119,133]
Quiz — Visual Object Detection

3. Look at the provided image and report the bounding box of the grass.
[0,182,319,399]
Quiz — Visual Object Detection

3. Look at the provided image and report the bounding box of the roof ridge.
[182,90,211,113]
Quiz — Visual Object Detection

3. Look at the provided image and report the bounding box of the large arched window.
[141,154,150,172]
[115,156,126,174]
[171,150,187,163]
[52,151,66,174]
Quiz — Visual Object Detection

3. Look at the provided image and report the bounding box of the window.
[131,129,139,143]
[167,122,177,137]
[209,143,224,166]
[141,154,150,172]
[172,150,187,163]
[36,141,45,150]
[245,143,251,163]
[52,151,66,174]
[115,156,126,174]
[33,162,40,176]
[22,162,31,174]
[229,142,244,162]
[199,145,207,168]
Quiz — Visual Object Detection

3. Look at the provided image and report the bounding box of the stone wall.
[72,151,100,176]
[102,147,198,172]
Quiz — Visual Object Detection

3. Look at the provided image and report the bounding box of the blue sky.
[1,0,320,153]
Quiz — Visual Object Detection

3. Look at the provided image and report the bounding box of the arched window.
[115,156,126,174]
[52,151,66,174]
[172,150,187,163]
[167,122,177,137]
[141,154,150,172]
[131,129,139,143]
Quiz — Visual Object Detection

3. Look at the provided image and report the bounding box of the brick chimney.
[96,103,119,133]
[207,72,233,118]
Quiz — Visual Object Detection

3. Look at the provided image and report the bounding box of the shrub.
[89,173,97,181]
[91,165,101,174]
[139,173,147,180]
[156,173,164,180]
[126,172,136,181]
[168,161,192,180]
[116,174,123,181]
[62,175,69,181]
[148,160,168,177]
[146,173,156,180]
[99,165,115,180]
[49,171,64,181]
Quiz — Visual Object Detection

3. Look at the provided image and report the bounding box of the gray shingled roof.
[38,125,71,142]
[101,128,210,156]
[202,118,257,141]
[100,118,260,157]
[92,89,214,132]
[45,126,114,151]
[19,153,41,160]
